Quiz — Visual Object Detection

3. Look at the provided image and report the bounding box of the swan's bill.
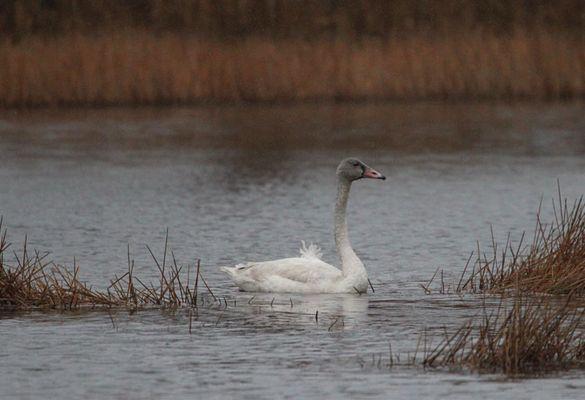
[363,167,385,180]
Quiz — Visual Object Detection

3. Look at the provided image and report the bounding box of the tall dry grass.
[0,220,214,310]
[423,294,585,374]
[418,187,585,374]
[1,30,584,107]
[451,188,585,296]
[4,1,584,38]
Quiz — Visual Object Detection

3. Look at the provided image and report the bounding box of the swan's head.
[337,158,386,182]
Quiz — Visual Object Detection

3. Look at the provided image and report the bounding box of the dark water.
[1,103,585,399]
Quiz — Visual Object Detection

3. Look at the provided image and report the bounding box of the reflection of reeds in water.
[1,30,584,107]
[454,187,585,295]
[423,294,585,374]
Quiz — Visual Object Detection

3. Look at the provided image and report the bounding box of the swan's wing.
[233,257,341,284]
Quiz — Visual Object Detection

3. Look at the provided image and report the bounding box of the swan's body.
[221,158,385,294]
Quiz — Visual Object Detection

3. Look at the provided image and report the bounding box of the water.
[1,103,585,399]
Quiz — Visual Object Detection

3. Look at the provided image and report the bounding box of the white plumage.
[221,242,343,293]
[220,158,385,294]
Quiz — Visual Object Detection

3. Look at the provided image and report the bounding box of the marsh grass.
[0,220,214,310]
[1,30,584,107]
[422,294,585,375]
[361,293,585,375]
[5,1,585,38]
[3,1,585,106]
[424,186,585,296]
[418,186,585,374]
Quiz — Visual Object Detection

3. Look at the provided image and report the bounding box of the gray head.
[336,158,386,182]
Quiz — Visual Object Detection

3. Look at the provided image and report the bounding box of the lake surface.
[1,103,585,399]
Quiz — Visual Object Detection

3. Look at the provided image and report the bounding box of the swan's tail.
[300,241,323,260]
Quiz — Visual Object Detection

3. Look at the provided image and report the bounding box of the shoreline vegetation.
[0,221,213,310]
[422,294,585,374]
[1,0,585,107]
[428,188,585,296]
[418,188,585,374]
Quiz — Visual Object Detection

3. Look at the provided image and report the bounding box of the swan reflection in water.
[222,291,371,332]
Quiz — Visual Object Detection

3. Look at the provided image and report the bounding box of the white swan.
[220,158,385,294]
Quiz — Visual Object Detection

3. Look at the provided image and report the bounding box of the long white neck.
[334,177,366,277]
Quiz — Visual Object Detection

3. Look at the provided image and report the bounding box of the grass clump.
[419,186,585,374]
[423,294,585,375]
[0,219,211,310]
[436,187,585,296]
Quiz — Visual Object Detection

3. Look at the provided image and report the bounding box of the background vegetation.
[1,0,584,106]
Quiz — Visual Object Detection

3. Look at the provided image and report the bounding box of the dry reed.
[454,187,585,295]
[423,294,585,374]
[0,219,212,310]
[415,187,585,374]
[0,29,584,107]
[3,1,585,106]
[3,1,585,38]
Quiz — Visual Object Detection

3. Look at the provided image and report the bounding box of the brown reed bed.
[0,29,584,107]
[0,220,213,310]
[361,295,585,374]
[422,293,585,375]
[3,1,585,39]
[416,187,585,374]
[422,187,585,296]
